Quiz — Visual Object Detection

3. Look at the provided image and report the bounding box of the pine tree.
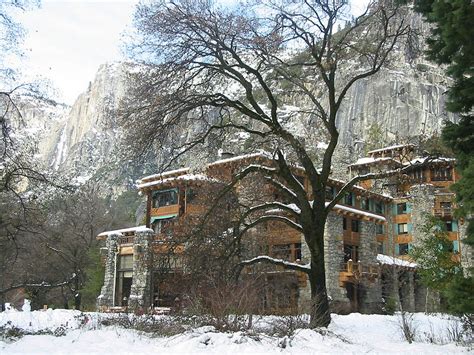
[414,0,474,317]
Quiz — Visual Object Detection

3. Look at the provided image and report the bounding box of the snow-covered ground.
[0,308,471,354]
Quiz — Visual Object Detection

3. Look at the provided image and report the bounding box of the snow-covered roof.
[207,151,274,167]
[349,157,402,167]
[139,168,190,183]
[377,254,417,268]
[97,225,150,238]
[137,174,221,189]
[404,156,455,166]
[368,144,415,155]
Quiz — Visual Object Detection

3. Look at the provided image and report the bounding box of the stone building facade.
[97,146,469,314]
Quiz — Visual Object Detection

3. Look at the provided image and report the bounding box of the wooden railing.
[118,235,135,244]
[433,208,453,218]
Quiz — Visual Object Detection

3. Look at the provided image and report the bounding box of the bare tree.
[122,0,410,327]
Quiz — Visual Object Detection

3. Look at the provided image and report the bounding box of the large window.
[431,167,453,181]
[152,189,178,208]
[152,217,175,235]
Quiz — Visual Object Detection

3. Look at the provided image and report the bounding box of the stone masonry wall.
[358,221,382,313]
[128,229,154,311]
[97,233,119,309]
[324,213,350,310]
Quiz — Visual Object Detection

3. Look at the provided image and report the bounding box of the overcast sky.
[16,0,138,104]
[15,0,370,105]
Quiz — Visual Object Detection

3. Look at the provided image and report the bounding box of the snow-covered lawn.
[0,309,471,354]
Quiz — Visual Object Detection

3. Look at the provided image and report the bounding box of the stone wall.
[128,230,154,311]
[359,221,382,313]
[324,213,350,311]
[97,233,119,309]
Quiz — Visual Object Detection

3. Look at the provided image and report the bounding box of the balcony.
[338,260,379,286]
[150,204,180,217]
[433,207,453,218]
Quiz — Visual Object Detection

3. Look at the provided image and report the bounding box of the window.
[397,202,407,215]
[374,201,384,214]
[431,167,453,181]
[446,221,458,232]
[351,219,360,233]
[398,243,409,255]
[152,189,178,208]
[295,243,302,260]
[344,244,359,262]
[152,218,175,235]
[119,255,133,270]
[343,217,347,230]
[345,193,354,206]
[398,223,408,234]
[362,198,370,211]
[440,202,452,210]
[412,168,424,182]
[376,223,384,235]
[377,242,384,254]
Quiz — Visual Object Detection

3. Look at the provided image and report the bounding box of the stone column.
[405,271,416,312]
[97,233,119,309]
[390,268,401,310]
[359,221,382,313]
[324,212,350,311]
[459,220,473,276]
[128,229,154,312]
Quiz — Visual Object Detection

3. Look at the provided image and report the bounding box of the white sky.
[16,0,138,104]
[14,0,370,105]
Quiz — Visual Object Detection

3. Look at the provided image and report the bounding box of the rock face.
[17,10,458,188]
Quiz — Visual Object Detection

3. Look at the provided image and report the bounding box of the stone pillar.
[409,185,436,249]
[390,268,401,310]
[359,221,382,313]
[324,212,350,311]
[459,220,473,276]
[97,233,119,309]
[128,229,154,312]
[405,271,416,312]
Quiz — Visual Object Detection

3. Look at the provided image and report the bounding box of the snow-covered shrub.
[266,314,309,337]
[397,311,417,343]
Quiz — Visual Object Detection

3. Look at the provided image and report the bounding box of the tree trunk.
[308,259,331,328]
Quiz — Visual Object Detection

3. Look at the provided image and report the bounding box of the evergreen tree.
[414,0,474,317]
[410,215,461,293]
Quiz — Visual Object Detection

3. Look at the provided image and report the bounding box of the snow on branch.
[237,255,310,275]
[0,274,77,295]
[244,215,303,233]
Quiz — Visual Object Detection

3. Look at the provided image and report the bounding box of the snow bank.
[0,310,469,354]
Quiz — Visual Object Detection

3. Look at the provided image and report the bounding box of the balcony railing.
[118,235,135,244]
[339,260,379,276]
[433,208,453,218]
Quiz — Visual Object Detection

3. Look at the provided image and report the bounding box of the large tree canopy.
[123,0,410,327]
